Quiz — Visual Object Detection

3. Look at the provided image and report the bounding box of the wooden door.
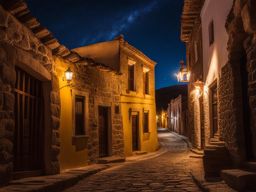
[132,114,139,151]
[211,84,218,137]
[14,67,44,174]
[98,106,110,157]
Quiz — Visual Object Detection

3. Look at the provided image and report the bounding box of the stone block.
[52,75,59,91]
[51,116,60,130]
[0,162,12,185]
[0,46,7,63]
[241,1,256,33]
[0,138,13,153]
[221,169,256,191]
[3,92,15,111]
[50,91,60,105]
[0,65,16,87]
[0,6,8,27]
[51,146,60,161]
[51,104,60,117]
[0,151,12,164]
[50,161,60,175]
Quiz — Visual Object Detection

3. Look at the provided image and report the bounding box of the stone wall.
[241,0,256,159]
[0,5,60,184]
[186,19,204,149]
[219,0,256,165]
[72,64,124,162]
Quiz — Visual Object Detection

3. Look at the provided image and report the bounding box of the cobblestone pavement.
[63,130,201,192]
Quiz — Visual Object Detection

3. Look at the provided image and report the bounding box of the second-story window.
[144,71,149,94]
[209,20,214,46]
[128,64,135,91]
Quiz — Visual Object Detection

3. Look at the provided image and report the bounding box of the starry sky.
[26,0,185,89]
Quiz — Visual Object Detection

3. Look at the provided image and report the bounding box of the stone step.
[190,148,204,155]
[133,151,148,155]
[209,140,225,146]
[244,161,256,172]
[203,145,231,179]
[221,169,256,191]
[97,156,125,164]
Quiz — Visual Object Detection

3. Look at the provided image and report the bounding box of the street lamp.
[64,67,73,83]
[176,60,190,82]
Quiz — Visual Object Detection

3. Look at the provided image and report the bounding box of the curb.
[190,172,209,192]
[1,164,110,192]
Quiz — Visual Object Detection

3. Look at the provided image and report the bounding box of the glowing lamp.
[65,67,73,82]
[177,60,190,82]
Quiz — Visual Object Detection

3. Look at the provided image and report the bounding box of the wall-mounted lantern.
[64,67,73,83]
[176,60,190,82]
[194,80,204,98]
[60,67,74,90]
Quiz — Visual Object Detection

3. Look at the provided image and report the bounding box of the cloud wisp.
[80,0,160,46]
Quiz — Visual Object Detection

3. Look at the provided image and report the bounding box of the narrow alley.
[63,130,201,192]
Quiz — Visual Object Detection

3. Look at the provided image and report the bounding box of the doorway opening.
[132,114,140,151]
[13,67,44,178]
[98,106,111,157]
[240,50,254,160]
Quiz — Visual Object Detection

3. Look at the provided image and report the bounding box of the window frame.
[72,90,89,137]
[128,60,136,91]
[143,111,149,133]
[144,71,150,95]
[209,20,215,46]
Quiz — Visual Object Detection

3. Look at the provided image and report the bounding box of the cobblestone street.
[64,130,201,192]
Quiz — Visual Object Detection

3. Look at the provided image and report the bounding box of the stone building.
[167,94,188,136]
[0,0,158,185]
[73,37,158,156]
[181,0,256,190]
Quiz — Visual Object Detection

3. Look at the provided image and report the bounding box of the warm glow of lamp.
[195,86,201,97]
[65,67,73,82]
[176,60,190,82]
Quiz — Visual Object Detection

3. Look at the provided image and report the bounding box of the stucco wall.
[56,57,124,170]
[119,44,158,156]
[201,0,233,86]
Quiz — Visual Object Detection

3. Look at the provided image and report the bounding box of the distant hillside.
[155,84,188,112]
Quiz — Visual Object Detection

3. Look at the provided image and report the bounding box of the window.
[194,41,198,62]
[143,112,149,133]
[144,71,149,94]
[209,20,214,45]
[75,96,85,135]
[128,64,135,91]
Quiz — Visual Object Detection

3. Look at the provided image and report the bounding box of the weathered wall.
[201,0,233,85]
[219,0,256,164]
[119,42,158,156]
[186,18,204,149]
[0,5,60,184]
[56,57,124,170]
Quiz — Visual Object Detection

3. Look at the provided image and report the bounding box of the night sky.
[26,0,185,89]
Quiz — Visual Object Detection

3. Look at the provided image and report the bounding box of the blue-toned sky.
[27,0,185,89]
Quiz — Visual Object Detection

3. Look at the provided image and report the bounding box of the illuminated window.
[209,20,214,45]
[128,64,135,91]
[75,96,85,135]
[143,112,149,133]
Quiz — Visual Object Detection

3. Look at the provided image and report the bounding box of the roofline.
[180,0,205,43]
[0,0,116,73]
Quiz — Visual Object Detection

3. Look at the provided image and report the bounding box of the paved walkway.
[63,131,201,192]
